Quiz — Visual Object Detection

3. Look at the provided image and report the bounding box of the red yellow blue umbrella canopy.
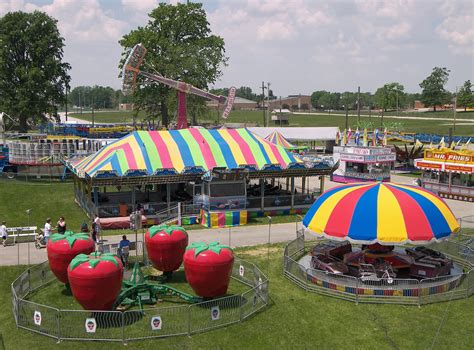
[302,182,460,245]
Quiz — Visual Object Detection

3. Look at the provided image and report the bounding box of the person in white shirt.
[1,221,7,247]
[93,215,101,242]
[44,218,53,244]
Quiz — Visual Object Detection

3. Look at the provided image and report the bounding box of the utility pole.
[396,90,399,117]
[279,96,282,127]
[357,86,360,123]
[261,81,266,127]
[79,90,82,115]
[65,85,68,122]
[267,82,271,127]
[453,87,457,132]
[92,95,95,127]
[345,104,349,130]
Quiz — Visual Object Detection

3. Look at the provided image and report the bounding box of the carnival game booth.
[332,146,395,183]
[65,128,334,229]
[282,182,473,305]
[415,149,474,202]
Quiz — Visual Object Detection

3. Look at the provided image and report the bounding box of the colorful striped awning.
[302,182,460,245]
[265,130,308,151]
[70,128,304,178]
[265,130,296,148]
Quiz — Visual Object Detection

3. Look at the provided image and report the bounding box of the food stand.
[415,149,474,202]
[332,146,395,183]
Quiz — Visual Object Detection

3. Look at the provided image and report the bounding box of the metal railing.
[283,234,473,306]
[11,243,268,343]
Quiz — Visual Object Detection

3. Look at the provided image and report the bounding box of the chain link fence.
[284,234,473,306]
[11,245,268,343]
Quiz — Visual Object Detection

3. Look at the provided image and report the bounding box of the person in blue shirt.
[118,235,131,268]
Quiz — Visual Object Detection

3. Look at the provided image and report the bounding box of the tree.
[310,90,328,109]
[374,82,404,111]
[119,3,227,127]
[457,80,474,111]
[419,67,450,112]
[0,11,70,132]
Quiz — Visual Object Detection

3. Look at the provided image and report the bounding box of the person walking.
[118,235,130,269]
[93,215,101,242]
[57,217,67,234]
[44,218,53,245]
[1,221,7,247]
[91,219,98,243]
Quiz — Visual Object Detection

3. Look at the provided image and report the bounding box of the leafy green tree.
[374,82,404,111]
[119,2,227,127]
[419,67,450,112]
[341,92,356,110]
[457,80,474,111]
[311,90,328,109]
[0,11,70,132]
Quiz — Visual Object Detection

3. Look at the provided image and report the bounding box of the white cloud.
[257,18,296,41]
[0,0,472,94]
[25,0,127,42]
[436,1,474,55]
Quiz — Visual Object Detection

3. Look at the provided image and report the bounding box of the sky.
[0,0,473,96]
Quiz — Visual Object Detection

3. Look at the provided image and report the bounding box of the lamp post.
[453,86,459,132]
[343,104,349,130]
[26,209,32,266]
[267,216,272,275]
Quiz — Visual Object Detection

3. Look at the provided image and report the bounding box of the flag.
[382,128,388,146]
[455,139,462,149]
[373,128,379,146]
[450,141,455,149]
[335,128,341,145]
[363,128,368,146]
[461,138,471,150]
[415,139,423,148]
[342,129,347,146]
[355,128,360,145]
[438,137,445,149]
[429,141,433,149]
[347,128,353,143]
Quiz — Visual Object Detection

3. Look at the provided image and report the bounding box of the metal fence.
[284,234,473,306]
[11,245,268,343]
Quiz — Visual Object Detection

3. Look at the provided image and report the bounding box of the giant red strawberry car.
[184,242,234,298]
[47,231,95,284]
[68,252,123,310]
[145,224,188,274]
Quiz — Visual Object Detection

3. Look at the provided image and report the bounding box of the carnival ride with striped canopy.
[301,182,461,281]
[265,130,308,153]
[64,128,335,226]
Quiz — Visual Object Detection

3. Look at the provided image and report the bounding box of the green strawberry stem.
[70,252,119,270]
[186,241,232,257]
[149,224,187,238]
[50,231,91,249]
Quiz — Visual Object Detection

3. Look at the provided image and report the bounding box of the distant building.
[207,97,258,110]
[119,103,134,111]
[267,95,312,111]
[414,100,451,110]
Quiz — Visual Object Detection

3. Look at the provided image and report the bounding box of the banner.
[222,86,236,119]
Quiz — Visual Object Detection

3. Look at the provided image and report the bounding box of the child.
[1,221,7,247]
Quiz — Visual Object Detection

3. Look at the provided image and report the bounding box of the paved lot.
[1,174,472,266]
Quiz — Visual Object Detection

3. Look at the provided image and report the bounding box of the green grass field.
[1,178,473,349]
[1,243,473,349]
[0,178,299,236]
[70,109,474,135]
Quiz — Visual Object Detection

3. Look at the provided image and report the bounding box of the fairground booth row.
[64,128,335,229]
